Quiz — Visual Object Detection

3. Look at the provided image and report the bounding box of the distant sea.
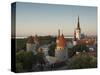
[16,36,74,39]
[16,37,27,39]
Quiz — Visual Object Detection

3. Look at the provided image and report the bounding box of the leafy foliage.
[36,51,45,64]
[68,54,97,69]
[68,44,89,58]
[16,39,26,52]
[16,50,37,72]
[48,43,56,56]
[72,44,89,52]
[68,48,76,58]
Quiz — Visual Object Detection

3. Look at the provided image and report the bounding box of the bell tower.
[75,16,81,40]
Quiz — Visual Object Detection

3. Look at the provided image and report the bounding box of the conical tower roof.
[56,29,66,48]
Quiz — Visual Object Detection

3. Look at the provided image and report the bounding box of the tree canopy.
[48,43,56,56]
[16,50,37,72]
[68,54,97,69]
[72,44,89,52]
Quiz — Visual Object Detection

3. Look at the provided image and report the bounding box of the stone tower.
[55,29,68,61]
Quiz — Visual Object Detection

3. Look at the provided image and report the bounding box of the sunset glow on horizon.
[13,2,97,37]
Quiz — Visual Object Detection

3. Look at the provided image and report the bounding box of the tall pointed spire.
[77,16,80,30]
[75,16,81,40]
[58,29,60,37]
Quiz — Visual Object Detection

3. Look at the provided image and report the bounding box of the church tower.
[55,29,68,61]
[75,16,81,40]
[73,30,77,46]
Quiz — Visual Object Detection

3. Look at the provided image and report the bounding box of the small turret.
[58,29,60,37]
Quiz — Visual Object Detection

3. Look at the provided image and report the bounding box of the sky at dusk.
[15,2,97,37]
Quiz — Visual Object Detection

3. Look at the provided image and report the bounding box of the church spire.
[77,16,80,30]
[75,16,81,40]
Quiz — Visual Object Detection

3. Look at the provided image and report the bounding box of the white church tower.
[73,30,77,46]
[75,16,81,40]
[55,29,68,62]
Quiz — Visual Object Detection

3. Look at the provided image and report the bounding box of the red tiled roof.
[56,34,66,48]
[27,36,34,43]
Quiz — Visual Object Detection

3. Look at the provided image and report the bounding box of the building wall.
[55,48,68,61]
[76,29,81,40]
[26,43,37,54]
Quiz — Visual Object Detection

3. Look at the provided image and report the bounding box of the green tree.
[72,44,89,52]
[48,43,56,56]
[68,55,97,69]
[68,48,76,58]
[16,50,37,72]
[36,51,46,71]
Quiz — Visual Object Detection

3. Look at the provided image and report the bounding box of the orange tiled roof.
[56,34,66,48]
[27,36,34,44]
